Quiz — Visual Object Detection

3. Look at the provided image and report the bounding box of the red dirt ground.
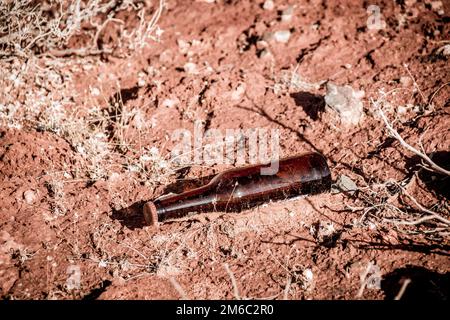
[1,0,449,300]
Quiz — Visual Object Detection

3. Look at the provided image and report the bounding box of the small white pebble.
[430,1,444,15]
[161,98,179,108]
[177,39,189,54]
[127,164,140,173]
[137,72,147,87]
[273,30,291,43]
[256,40,269,50]
[231,83,246,101]
[138,78,146,87]
[311,23,320,30]
[90,87,100,96]
[397,105,407,115]
[82,64,93,71]
[23,190,36,204]
[400,76,412,87]
[263,0,274,11]
[259,48,272,59]
[281,6,294,22]
[184,62,199,74]
[437,44,450,57]
[303,268,314,281]
[108,172,121,182]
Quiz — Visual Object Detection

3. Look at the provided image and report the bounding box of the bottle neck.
[154,193,218,220]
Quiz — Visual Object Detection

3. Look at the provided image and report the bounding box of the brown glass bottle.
[143,152,331,225]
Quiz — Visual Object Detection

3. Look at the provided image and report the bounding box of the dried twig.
[374,102,450,176]
[398,185,450,226]
[403,64,426,104]
[168,277,189,300]
[283,275,292,300]
[394,278,411,300]
[223,263,241,300]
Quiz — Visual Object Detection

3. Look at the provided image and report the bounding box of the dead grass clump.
[352,82,450,236]
[0,0,164,59]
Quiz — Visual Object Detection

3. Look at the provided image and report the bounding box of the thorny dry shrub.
[1,63,173,185]
[0,0,164,59]
[344,85,450,239]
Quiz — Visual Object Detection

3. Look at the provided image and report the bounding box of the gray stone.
[325,82,364,126]
[336,175,358,195]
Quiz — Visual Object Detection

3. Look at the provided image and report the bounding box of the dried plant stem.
[223,263,241,300]
[375,104,450,176]
[400,187,450,226]
[394,279,411,300]
[169,277,188,300]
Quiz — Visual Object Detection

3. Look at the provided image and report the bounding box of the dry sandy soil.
[0,0,449,300]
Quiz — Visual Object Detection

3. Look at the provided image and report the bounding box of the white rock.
[397,105,407,115]
[303,268,314,281]
[263,0,274,11]
[177,39,189,54]
[23,190,36,204]
[400,76,412,87]
[436,44,450,57]
[430,1,444,15]
[137,72,146,87]
[90,87,100,96]
[161,98,179,108]
[281,6,294,22]
[256,40,269,50]
[368,221,377,230]
[137,78,146,87]
[108,172,121,182]
[259,48,272,59]
[273,30,291,43]
[184,62,199,74]
[325,82,365,126]
[231,83,246,101]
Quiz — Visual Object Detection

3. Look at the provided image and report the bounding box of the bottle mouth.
[143,201,159,226]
